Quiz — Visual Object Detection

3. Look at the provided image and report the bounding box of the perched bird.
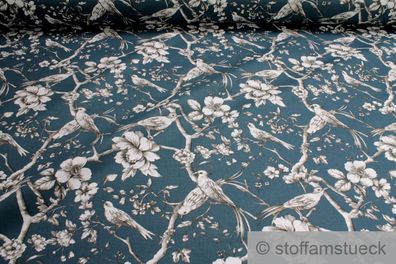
[45,39,71,52]
[342,71,381,92]
[89,27,127,49]
[308,104,365,148]
[131,75,167,93]
[371,122,396,136]
[53,107,101,144]
[44,15,82,30]
[23,72,73,87]
[241,69,283,79]
[259,187,327,219]
[231,36,264,49]
[103,201,154,240]
[137,30,179,43]
[118,112,178,136]
[177,187,208,215]
[0,131,28,156]
[194,59,232,86]
[141,5,181,20]
[89,0,127,23]
[248,123,294,150]
[195,170,245,237]
[319,8,361,24]
[231,12,259,28]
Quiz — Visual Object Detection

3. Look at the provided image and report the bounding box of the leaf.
[328,169,345,179]
[335,179,351,192]
[55,185,67,199]
[105,174,117,183]
[187,99,201,110]
[188,111,203,121]
[34,176,55,190]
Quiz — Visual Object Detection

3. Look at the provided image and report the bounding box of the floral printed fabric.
[1,0,396,29]
[0,1,396,264]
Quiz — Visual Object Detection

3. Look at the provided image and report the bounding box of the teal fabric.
[0,1,395,264]
[1,0,395,28]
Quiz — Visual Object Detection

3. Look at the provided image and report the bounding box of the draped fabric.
[0,1,395,264]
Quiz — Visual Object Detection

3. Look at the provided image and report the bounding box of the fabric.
[0,1,395,264]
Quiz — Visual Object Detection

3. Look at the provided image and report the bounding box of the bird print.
[89,0,128,23]
[0,131,29,156]
[371,122,396,136]
[88,27,127,49]
[131,75,167,93]
[248,123,294,150]
[231,36,264,49]
[118,112,178,137]
[177,187,208,215]
[342,71,381,92]
[195,170,246,237]
[194,59,232,86]
[44,15,82,30]
[319,7,361,24]
[231,12,259,28]
[308,104,366,148]
[103,201,154,240]
[141,5,181,20]
[45,39,71,52]
[259,187,327,220]
[53,107,101,144]
[241,69,283,79]
[137,30,179,43]
[23,72,73,87]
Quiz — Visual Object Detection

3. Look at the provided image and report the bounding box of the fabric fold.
[0,0,395,29]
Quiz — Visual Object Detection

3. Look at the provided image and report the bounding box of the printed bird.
[23,72,73,87]
[45,39,71,52]
[231,36,264,49]
[137,30,179,43]
[319,7,361,24]
[181,59,225,83]
[103,201,154,240]
[248,123,294,150]
[194,59,232,86]
[195,170,246,237]
[231,12,259,28]
[89,27,127,49]
[342,71,381,92]
[371,122,396,136]
[117,112,178,136]
[44,15,82,30]
[89,0,128,23]
[196,59,219,74]
[241,69,283,79]
[0,131,29,156]
[258,187,327,220]
[141,5,181,20]
[177,187,208,215]
[53,107,101,144]
[131,75,167,93]
[307,104,365,148]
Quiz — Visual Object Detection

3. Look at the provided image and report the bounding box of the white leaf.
[187,99,201,110]
[335,179,351,192]
[34,176,56,190]
[105,174,117,182]
[328,169,345,179]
